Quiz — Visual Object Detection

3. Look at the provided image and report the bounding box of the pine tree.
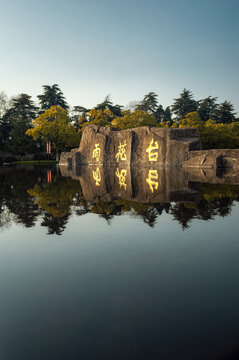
[155,105,164,123]
[7,93,38,125]
[136,92,158,113]
[38,84,68,111]
[163,106,173,124]
[198,96,218,122]
[171,89,198,120]
[95,95,123,117]
[2,94,38,157]
[216,101,236,124]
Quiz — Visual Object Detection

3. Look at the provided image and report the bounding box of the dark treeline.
[0,85,238,162]
[0,167,239,235]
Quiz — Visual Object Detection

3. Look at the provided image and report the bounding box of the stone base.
[182,149,239,169]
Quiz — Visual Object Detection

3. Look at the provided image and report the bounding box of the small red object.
[46,142,51,154]
[47,170,52,183]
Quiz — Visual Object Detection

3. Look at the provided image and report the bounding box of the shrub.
[33,153,52,161]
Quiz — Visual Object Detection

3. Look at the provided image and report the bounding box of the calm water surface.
[0,165,239,360]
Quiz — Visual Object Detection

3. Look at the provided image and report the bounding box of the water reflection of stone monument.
[60,165,199,203]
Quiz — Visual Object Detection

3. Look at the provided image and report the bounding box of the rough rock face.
[182,149,239,169]
[59,125,201,167]
[59,149,79,167]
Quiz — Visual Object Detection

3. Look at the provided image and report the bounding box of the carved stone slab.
[60,125,202,168]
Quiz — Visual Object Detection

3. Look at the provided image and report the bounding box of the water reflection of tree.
[74,198,90,217]
[41,213,69,235]
[0,166,43,229]
[27,175,82,235]
[170,184,239,229]
[1,167,239,235]
[170,203,195,229]
[90,201,172,228]
[28,177,81,218]
[142,203,171,228]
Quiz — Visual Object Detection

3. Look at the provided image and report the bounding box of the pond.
[0,165,239,360]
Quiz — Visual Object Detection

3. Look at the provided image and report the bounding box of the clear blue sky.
[1,0,238,113]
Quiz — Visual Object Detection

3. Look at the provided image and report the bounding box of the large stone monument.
[59,125,239,205]
[60,125,201,168]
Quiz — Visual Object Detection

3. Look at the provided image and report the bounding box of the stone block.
[78,125,107,165]
[61,125,202,168]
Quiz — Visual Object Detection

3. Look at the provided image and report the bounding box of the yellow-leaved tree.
[178,111,239,149]
[112,110,157,130]
[78,108,114,133]
[178,111,204,130]
[26,106,80,161]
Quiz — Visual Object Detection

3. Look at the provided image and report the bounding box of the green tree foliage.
[7,118,38,157]
[155,104,165,123]
[78,108,114,133]
[38,84,69,111]
[171,88,198,120]
[178,111,204,130]
[1,94,38,157]
[201,120,239,149]
[0,91,9,118]
[112,110,157,130]
[136,92,166,123]
[215,101,236,124]
[136,92,158,113]
[136,92,169,123]
[74,96,123,131]
[0,116,12,157]
[178,111,239,149]
[198,96,218,122]
[163,106,173,124]
[7,93,38,122]
[0,92,9,157]
[73,106,89,117]
[0,166,43,228]
[71,106,90,130]
[26,106,80,161]
[95,95,123,116]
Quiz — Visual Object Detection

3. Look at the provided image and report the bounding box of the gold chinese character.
[115,140,127,162]
[115,168,127,190]
[146,169,159,193]
[146,138,159,161]
[92,143,101,162]
[93,167,101,186]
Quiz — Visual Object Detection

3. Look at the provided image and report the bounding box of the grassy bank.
[12,160,58,165]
